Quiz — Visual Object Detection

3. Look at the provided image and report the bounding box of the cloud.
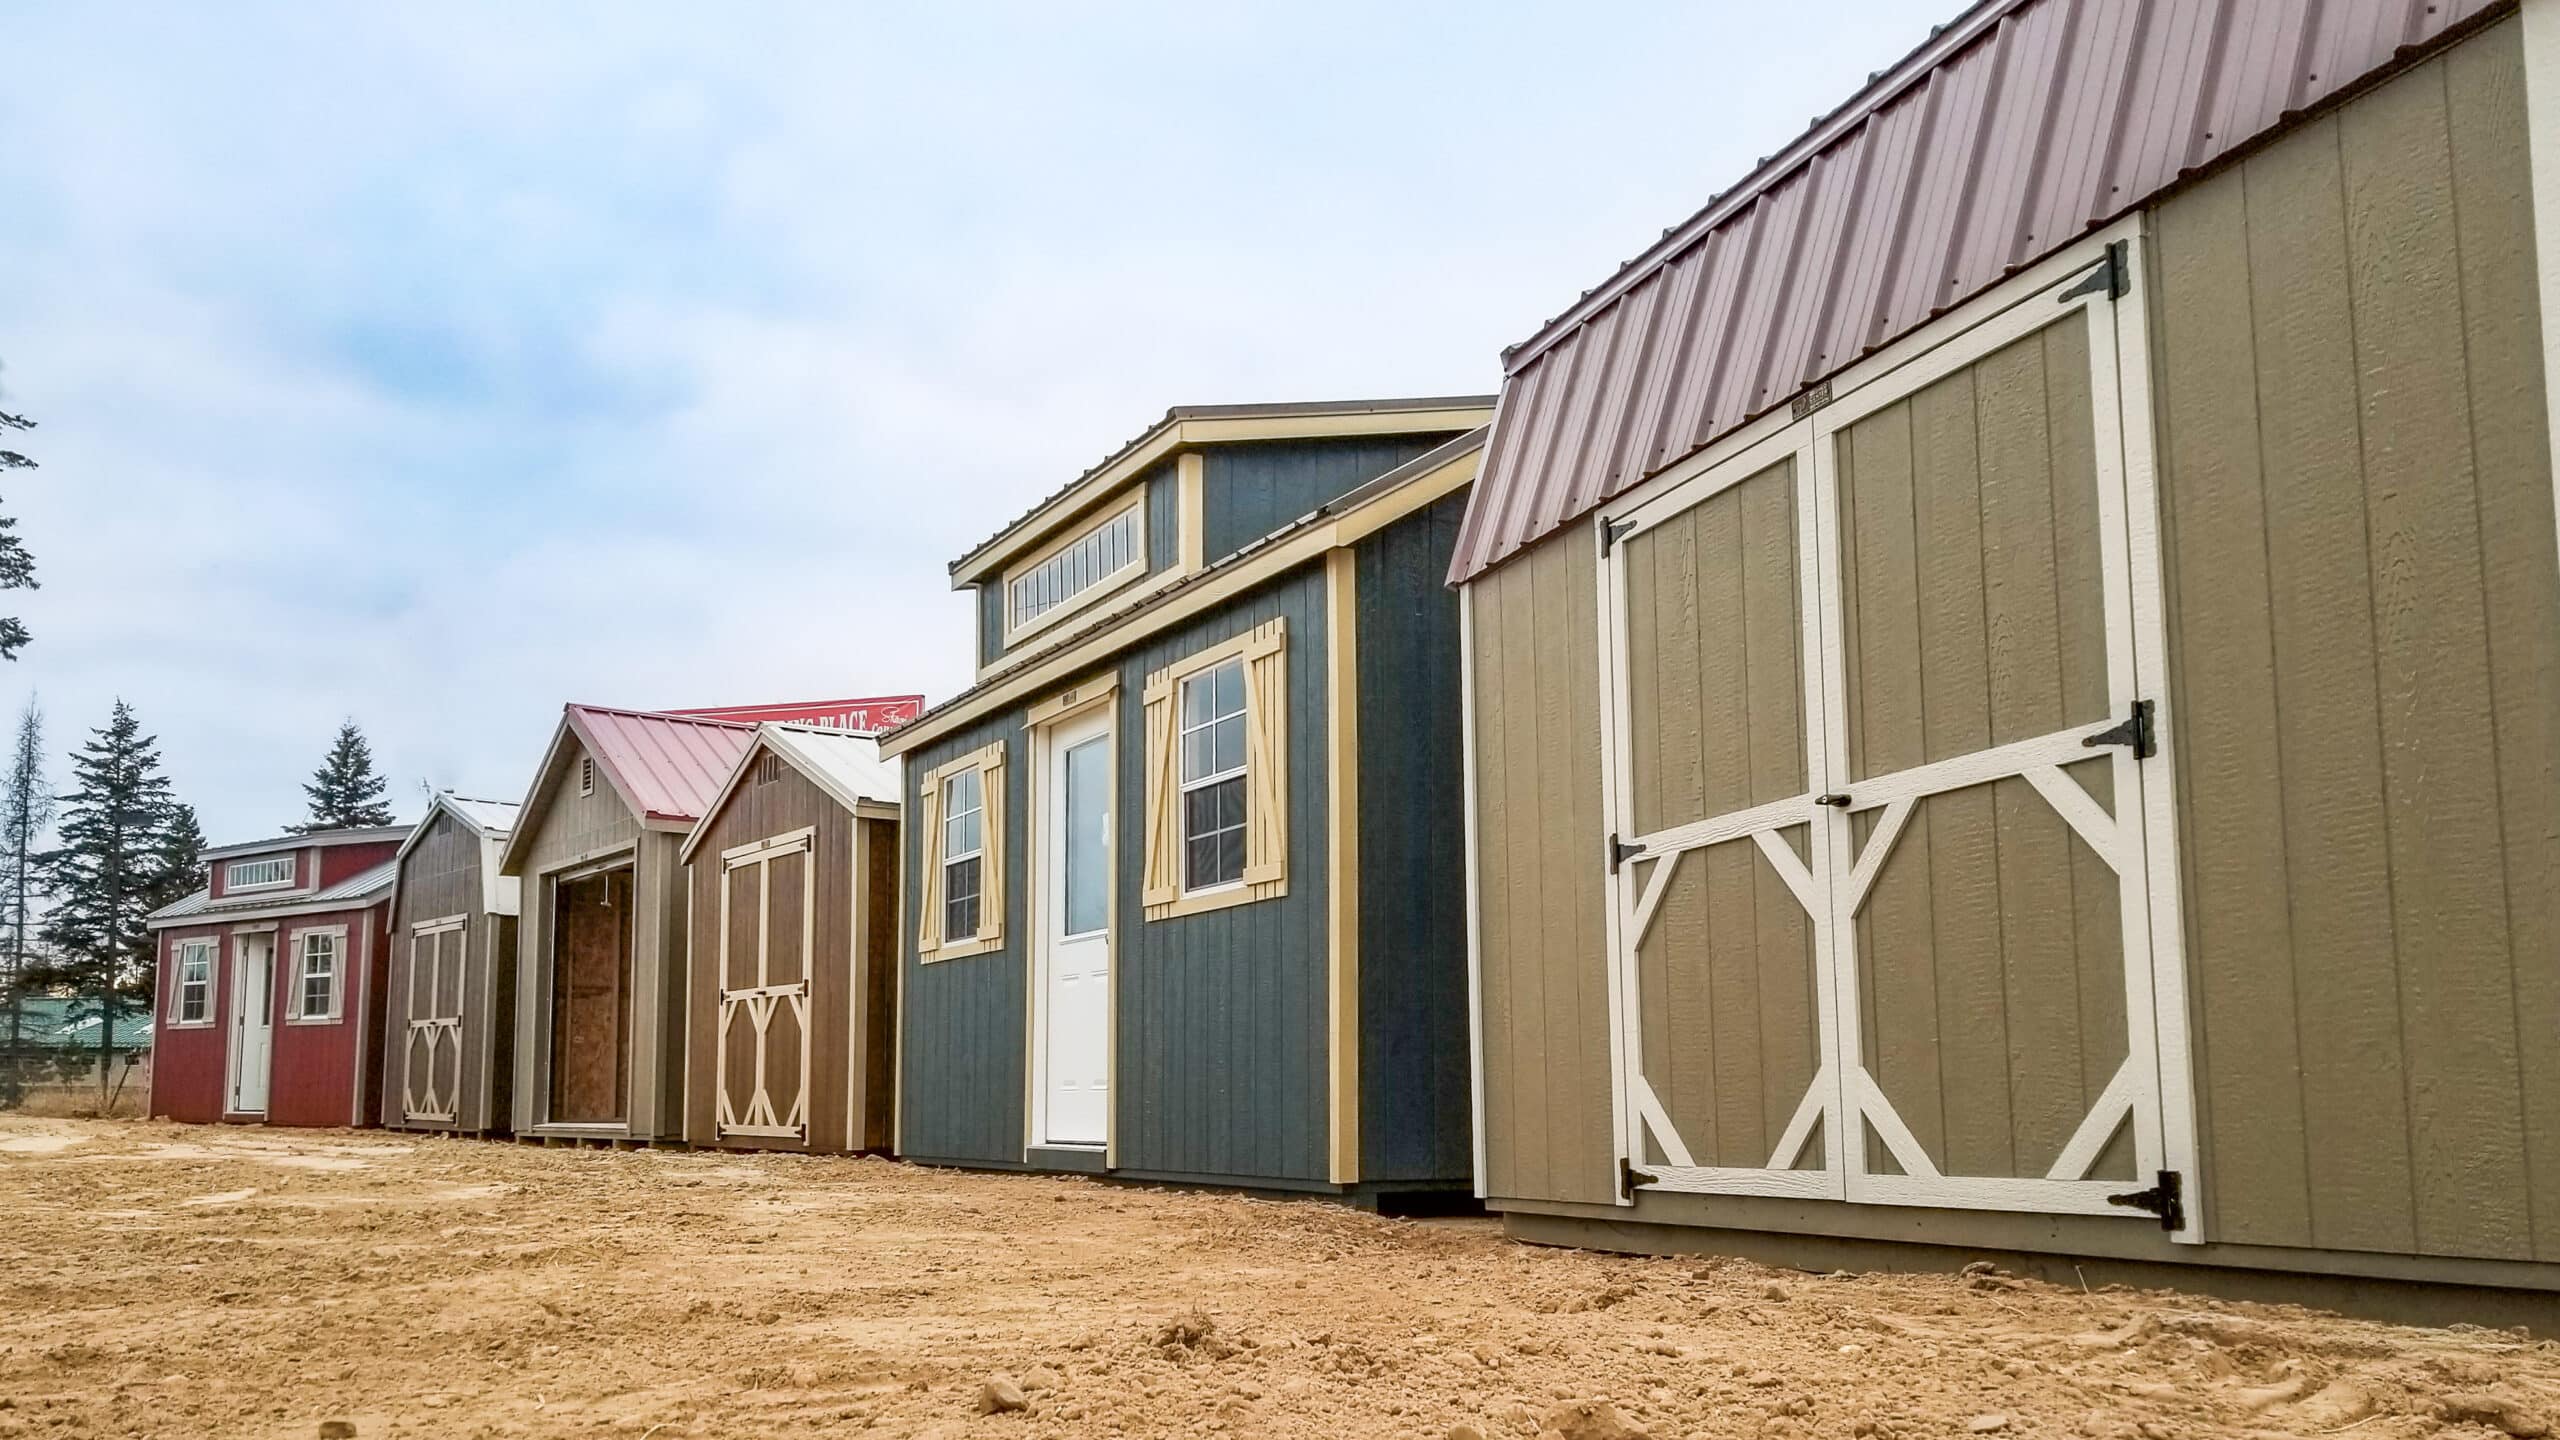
[0,0,1940,838]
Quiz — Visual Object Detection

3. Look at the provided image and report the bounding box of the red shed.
[145,825,410,1126]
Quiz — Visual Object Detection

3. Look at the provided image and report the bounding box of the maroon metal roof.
[567,705,757,827]
[1450,0,2507,584]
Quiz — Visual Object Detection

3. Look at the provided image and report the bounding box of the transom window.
[295,932,341,1020]
[1007,502,1142,635]
[226,856,294,891]
[941,768,985,942]
[176,941,215,1024]
[1179,658,1248,892]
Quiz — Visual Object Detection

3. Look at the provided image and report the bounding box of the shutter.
[1140,675,1181,907]
[977,746,1007,947]
[1242,619,1289,886]
[914,776,943,953]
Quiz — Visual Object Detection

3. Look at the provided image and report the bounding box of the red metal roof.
[567,705,757,827]
[1450,0,2506,584]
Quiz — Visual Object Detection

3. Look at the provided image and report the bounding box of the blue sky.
[0,1,1944,840]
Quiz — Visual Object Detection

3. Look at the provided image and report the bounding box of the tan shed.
[678,723,902,1153]
[1457,0,2560,1319]
[383,792,521,1134]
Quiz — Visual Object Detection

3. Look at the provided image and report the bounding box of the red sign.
[668,694,925,735]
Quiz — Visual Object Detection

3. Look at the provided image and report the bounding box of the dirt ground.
[3,1117,2554,1440]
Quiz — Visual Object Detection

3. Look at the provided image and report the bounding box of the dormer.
[201,826,414,902]
[210,848,301,901]
[950,396,1493,677]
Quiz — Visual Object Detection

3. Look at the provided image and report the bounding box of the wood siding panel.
[2151,20,2559,1261]
[386,809,515,1134]
[1203,437,1453,565]
[1470,527,1616,1205]
[900,713,1030,1165]
[1353,492,1476,1184]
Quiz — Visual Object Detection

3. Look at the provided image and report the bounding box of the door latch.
[2082,699,2156,759]
[2106,1169,2185,1231]
[1814,793,1853,809]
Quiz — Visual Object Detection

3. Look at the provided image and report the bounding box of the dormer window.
[225,856,295,892]
[1005,499,1144,643]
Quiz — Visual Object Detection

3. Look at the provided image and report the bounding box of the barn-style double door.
[716,828,814,1141]
[1597,244,2196,1233]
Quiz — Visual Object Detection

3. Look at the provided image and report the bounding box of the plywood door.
[551,867,634,1124]
[402,919,466,1124]
[1598,243,2195,1231]
[1601,439,1840,1199]
[1812,259,2181,1223]
[716,830,813,1141]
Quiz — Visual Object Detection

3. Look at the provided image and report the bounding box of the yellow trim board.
[886,442,1479,758]
[1325,548,1361,1185]
[950,404,1491,586]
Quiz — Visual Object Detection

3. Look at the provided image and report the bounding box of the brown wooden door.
[716,830,814,1141]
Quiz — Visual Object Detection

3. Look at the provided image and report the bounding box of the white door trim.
[1029,702,1115,1153]
[225,932,275,1116]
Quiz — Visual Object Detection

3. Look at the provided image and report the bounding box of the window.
[174,941,215,1025]
[916,741,1007,960]
[1178,659,1248,891]
[1006,501,1143,637]
[941,767,984,942]
[1140,617,1288,920]
[293,930,342,1021]
[225,856,294,892]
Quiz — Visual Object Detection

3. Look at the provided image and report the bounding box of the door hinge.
[1607,833,1649,874]
[2107,1169,2185,1232]
[2060,239,2130,303]
[2081,699,2156,759]
[1599,515,1638,557]
[1621,1156,1660,1192]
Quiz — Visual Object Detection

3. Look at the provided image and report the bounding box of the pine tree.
[0,399,42,660]
[37,701,193,1104]
[295,720,395,832]
[0,698,53,1105]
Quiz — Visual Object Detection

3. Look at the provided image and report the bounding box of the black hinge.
[2107,1169,2185,1232]
[1599,515,1638,557]
[2059,239,2130,303]
[1621,1156,1660,1192]
[1607,833,1649,874]
[2081,699,2156,759]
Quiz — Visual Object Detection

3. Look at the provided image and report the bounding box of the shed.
[1454,0,2560,1317]
[678,723,902,1153]
[382,791,522,1134]
[499,705,756,1142]
[880,397,1493,1206]
[145,825,411,1126]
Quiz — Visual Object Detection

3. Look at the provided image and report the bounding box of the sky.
[0,1,1945,842]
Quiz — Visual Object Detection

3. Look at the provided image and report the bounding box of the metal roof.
[148,858,397,927]
[679,722,903,863]
[1449,0,2506,585]
[201,824,413,861]
[951,395,1496,580]
[570,705,758,827]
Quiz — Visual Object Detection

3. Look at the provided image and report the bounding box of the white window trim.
[1001,496,1148,647]
[286,925,349,1024]
[940,769,987,943]
[224,855,297,894]
[1140,617,1289,922]
[916,741,1007,963]
[1176,658,1250,899]
[170,939,218,1028]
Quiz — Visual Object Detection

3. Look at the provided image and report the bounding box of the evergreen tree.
[0,698,53,1105]
[295,720,394,832]
[0,397,42,660]
[36,702,192,1103]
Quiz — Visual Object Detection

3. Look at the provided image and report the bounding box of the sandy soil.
[2,1117,2553,1440]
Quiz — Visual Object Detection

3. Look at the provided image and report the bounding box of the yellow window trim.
[1139,617,1289,922]
[915,739,1007,962]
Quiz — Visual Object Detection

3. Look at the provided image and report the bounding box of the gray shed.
[382,791,521,1134]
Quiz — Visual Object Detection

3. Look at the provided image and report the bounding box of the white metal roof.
[147,858,399,929]
[678,722,903,864]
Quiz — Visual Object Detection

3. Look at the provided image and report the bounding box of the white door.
[1039,710,1113,1147]
[228,934,275,1115]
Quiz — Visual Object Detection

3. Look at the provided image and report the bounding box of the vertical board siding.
[978,585,1006,670]
[1469,528,1617,1206]
[859,816,901,1151]
[1112,571,1331,1183]
[1147,460,1181,574]
[684,762,867,1153]
[900,712,1031,1164]
[510,737,653,1136]
[2152,19,2560,1261]
[1353,492,1477,1184]
[1833,309,2125,1181]
[386,810,513,1133]
[1203,437,1456,564]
